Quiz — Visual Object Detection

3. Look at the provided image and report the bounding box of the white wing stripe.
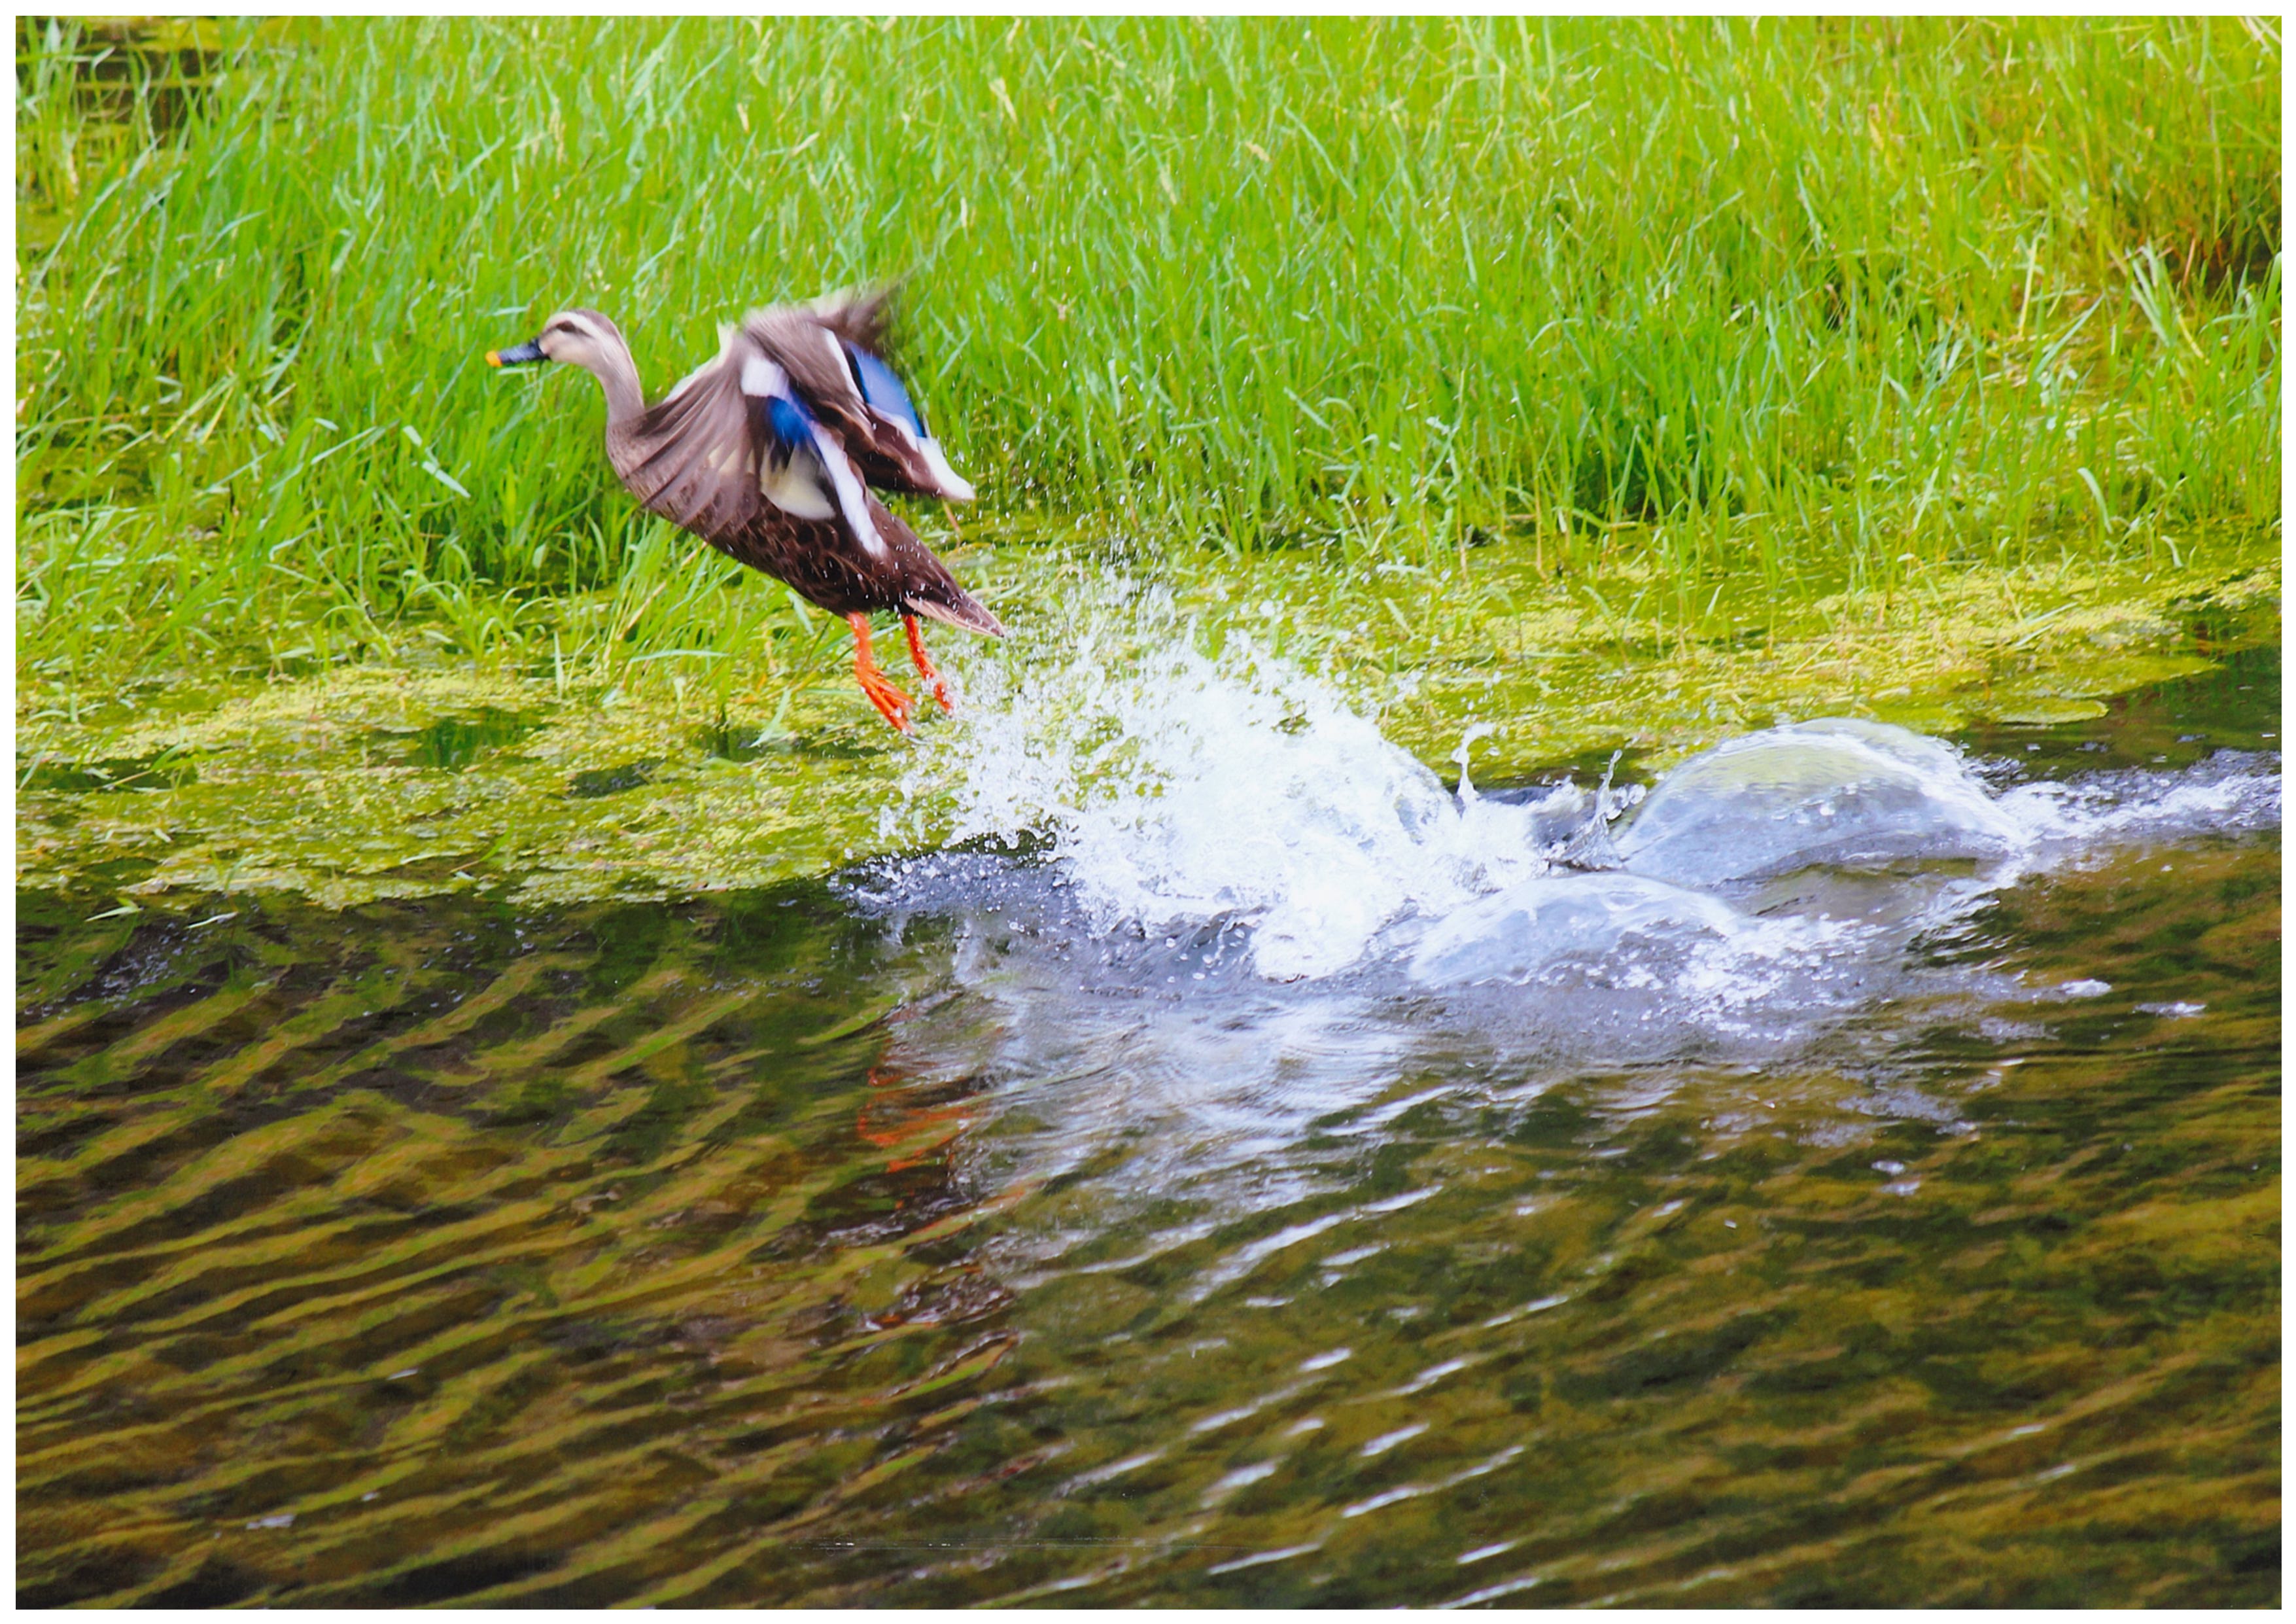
[740,355,789,398]
[809,422,885,557]
[918,438,975,502]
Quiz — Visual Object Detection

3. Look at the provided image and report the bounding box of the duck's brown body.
[491,290,998,732]
[681,492,980,624]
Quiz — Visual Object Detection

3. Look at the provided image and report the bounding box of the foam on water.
[1410,872,1759,985]
[1994,753,2285,851]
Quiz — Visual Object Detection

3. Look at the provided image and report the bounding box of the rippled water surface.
[17,642,2280,1607]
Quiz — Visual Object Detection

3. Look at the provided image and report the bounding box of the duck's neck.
[579,332,646,430]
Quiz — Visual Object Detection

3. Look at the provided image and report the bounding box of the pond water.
[16,637,2280,1606]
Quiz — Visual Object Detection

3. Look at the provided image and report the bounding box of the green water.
[16,654,2280,1607]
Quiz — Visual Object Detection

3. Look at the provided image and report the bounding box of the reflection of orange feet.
[858,1066,978,1171]
[903,614,955,714]
[848,612,914,735]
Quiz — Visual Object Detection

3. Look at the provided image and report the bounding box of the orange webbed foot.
[902,614,956,715]
[848,613,916,735]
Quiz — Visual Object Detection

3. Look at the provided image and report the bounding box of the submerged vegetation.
[14,16,2282,900]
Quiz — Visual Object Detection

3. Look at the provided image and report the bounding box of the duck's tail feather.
[866,492,1003,637]
[905,582,1006,639]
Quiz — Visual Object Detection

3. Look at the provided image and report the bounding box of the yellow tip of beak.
[485,350,503,367]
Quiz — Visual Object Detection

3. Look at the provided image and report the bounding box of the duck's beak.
[487,338,549,367]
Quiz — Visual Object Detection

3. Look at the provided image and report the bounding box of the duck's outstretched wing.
[610,326,890,557]
[743,297,975,504]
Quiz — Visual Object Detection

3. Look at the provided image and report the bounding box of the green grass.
[16,16,2280,709]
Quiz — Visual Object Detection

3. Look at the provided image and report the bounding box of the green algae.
[15,529,2280,915]
[1167,528,2280,786]
[16,658,908,910]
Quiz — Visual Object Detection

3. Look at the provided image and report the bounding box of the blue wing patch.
[763,393,814,455]
[843,342,930,439]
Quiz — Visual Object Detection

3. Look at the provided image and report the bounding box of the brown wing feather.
[610,362,763,540]
[742,306,858,415]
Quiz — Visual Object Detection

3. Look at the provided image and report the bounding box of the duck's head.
[487,308,625,372]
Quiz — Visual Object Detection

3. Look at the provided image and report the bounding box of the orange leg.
[848,612,915,735]
[902,614,956,714]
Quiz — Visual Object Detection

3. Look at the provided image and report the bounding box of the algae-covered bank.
[16,16,2282,1610]
[14,531,2284,913]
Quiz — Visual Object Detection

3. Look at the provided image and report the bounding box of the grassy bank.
[18,17,2281,697]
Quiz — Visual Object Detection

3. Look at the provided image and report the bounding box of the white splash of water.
[889,577,2278,993]
[897,582,1569,979]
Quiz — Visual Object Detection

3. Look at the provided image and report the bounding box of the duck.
[487,289,1001,734]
